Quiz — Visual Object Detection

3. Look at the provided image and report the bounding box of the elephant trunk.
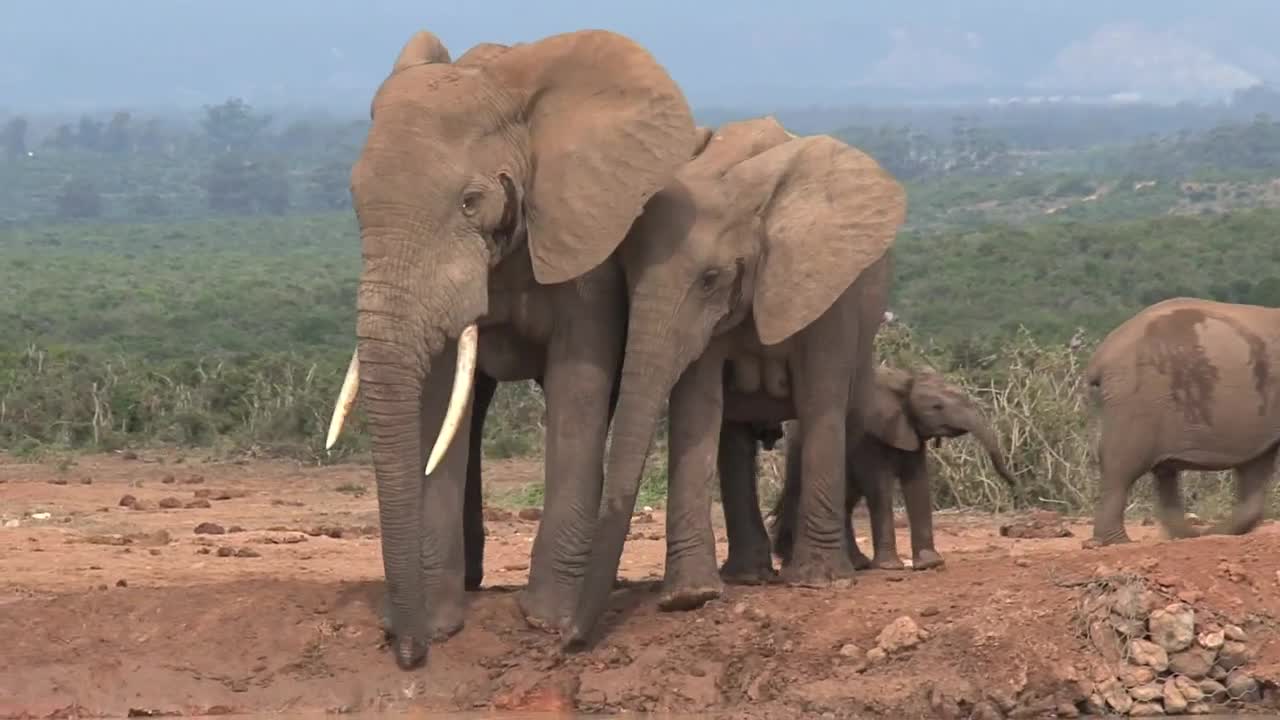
[347,230,489,670]
[960,407,1018,489]
[566,299,687,648]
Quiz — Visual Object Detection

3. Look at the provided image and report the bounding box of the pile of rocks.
[1077,581,1261,715]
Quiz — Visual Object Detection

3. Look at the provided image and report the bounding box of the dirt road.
[1,452,1277,718]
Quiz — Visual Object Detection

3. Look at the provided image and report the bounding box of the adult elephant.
[322,29,696,670]
[766,366,1019,575]
[564,117,907,647]
[1084,297,1280,547]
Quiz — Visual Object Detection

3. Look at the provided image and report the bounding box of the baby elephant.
[769,367,1018,571]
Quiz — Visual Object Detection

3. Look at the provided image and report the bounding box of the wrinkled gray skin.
[343,29,694,669]
[1085,297,1280,548]
[764,367,1019,575]
[565,118,907,648]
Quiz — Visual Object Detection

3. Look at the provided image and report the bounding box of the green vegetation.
[3,96,1279,519]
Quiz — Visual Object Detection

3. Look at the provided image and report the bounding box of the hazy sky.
[4,1,1279,112]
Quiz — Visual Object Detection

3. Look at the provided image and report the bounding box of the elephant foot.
[780,544,858,588]
[464,574,483,592]
[848,549,873,571]
[1082,531,1132,549]
[658,580,723,612]
[719,552,779,586]
[516,585,570,634]
[379,595,465,642]
[870,553,907,571]
[911,549,945,571]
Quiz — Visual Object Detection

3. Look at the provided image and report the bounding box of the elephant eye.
[460,191,483,217]
[699,268,721,292]
[932,403,944,411]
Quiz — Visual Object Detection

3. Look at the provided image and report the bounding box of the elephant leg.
[659,352,725,611]
[719,418,777,585]
[1152,465,1197,540]
[843,461,873,570]
[1203,445,1277,537]
[463,372,498,591]
[1086,422,1146,548]
[770,422,804,565]
[899,452,943,570]
[520,302,620,632]
[857,448,905,570]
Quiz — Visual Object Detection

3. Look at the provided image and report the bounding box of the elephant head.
[867,367,1018,487]
[322,29,695,669]
[568,117,906,643]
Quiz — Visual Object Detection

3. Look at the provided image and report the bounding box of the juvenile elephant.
[322,29,696,669]
[766,367,1020,574]
[565,117,907,647]
[1085,297,1280,547]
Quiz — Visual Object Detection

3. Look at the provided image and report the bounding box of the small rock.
[1173,675,1203,703]
[1128,702,1163,716]
[3,519,19,528]
[1129,683,1162,702]
[193,489,211,498]
[1197,679,1226,702]
[235,547,261,558]
[1186,701,1211,714]
[1224,670,1260,702]
[1119,664,1157,687]
[1197,630,1224,651]
[130,500,156,512]
[194,522,226,535]
[920,606,940,617]
[158,497,183,509]
[119,494,138,508]
[1128,638,1170,672]
[1217,640,1250,670]
[1089,618,1124,663]
[1163,677,1187,714]
[1168,648,1215,679]
[115,579,128,587]
[732,602,748,616]
[517,508,542,521]
[227,525,244,533]
[48,477,68,486]
[875,616,923,654]
[1210,665,1228,681]
[126,529,171,546]
[1148,603,1195,652]
[79,477,93,485]
[270,499,305,507]
[482,507,513,521]
[1222,624,1247,643]
[216,546,235,557]
[161,474,176,484]
[185,499,212,509]
[29,512,52,520]
[196,547,211,555]
[1083,694,1107,716]
[865,648,887,665]
[1099,678,1133,713]
[211,489,247,501]
[255,533,308,544]
[181,475,205,484]
[1176,589,1203,603]
[148,549,161,556]
[838,644,863,659]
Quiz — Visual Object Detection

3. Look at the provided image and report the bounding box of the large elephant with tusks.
[323,28,695,669]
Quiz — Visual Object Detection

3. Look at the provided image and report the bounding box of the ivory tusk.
[325,349,361,450]
[424,324,478,476]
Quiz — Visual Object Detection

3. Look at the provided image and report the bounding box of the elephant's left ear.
[865,380,920,452]
[730,135,906,346]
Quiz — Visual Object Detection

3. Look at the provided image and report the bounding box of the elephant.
[321,28,696,669]
[1084,296,1280,547]
[564,116,907,647]
[766,366,1020,574]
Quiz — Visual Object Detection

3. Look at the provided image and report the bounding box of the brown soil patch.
[2,452,1278,718]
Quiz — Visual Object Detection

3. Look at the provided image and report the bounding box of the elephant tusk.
[425,323,478,476]
[325,349,361,450]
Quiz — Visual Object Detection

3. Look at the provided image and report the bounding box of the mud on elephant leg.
[897,452,944,570]
[659,355,726,611]
[718,419,778,585]
[463,373,498,591]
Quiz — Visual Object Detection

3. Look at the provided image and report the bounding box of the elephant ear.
[487,30,696,285]
[730,135,906,347]
[456,42,511,67]
[688,116,793,178]
[865,369,920,452]
[691,126,715,158]
[392,31,452,71]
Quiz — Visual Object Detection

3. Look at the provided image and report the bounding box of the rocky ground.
[1,451,1279,718]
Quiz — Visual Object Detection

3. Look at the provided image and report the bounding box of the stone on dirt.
[1147,602,1195,652]
[1128,683,1162,702]
[158,497,182,509]
[1119,664,1156,687]
[1162,677,1187,714]
[184,498,211,509]
[118,494,137,507]
[193,522,226,535]
[1172,675,1203,703]
[1196,629,1223,651]
[875,616,923,654]
[1168,647,1215,679]
[1128,701,1163,716]
[1127,638,1169,672]
[517,508,541,521]
[1099,678,1133,713]
[865,647,887,665]
[1222,624,1247,643]
[1225,670,1260,702]
[838,644,862,659]
[1197,678,1226,702]
[1083,693,1107,716]
[1216,640,1250,670]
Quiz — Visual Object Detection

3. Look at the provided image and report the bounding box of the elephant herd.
[319,28,1280,671]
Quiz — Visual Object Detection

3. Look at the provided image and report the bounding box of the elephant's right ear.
[688,116,792,177]
[487,30,697,286]
[392,31,452,72]
[865,378,920,452]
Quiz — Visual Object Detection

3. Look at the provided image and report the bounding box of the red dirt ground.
[1,451,1278,718]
